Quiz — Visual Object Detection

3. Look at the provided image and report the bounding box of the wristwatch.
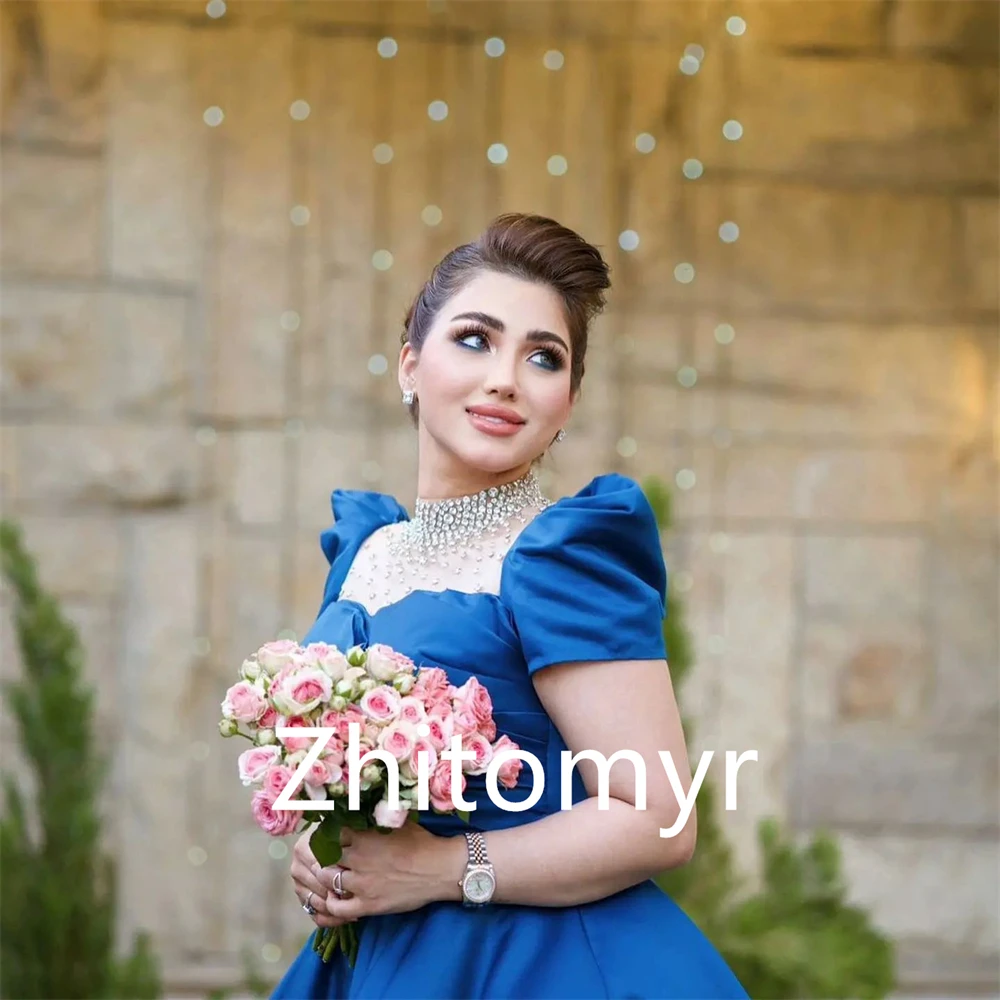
[458,831,496,907]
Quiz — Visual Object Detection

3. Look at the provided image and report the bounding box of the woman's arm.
[436,655,697,906]
[316,657,699,918]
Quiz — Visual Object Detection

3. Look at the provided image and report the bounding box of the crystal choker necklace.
[386,470,550,566]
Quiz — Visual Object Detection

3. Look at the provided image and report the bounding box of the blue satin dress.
[270,474,749,1000]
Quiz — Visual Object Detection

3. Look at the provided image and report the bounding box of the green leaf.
[457,809,471,824]
[309,818,343,868]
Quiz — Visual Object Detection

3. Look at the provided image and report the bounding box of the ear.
[398,342,418,393]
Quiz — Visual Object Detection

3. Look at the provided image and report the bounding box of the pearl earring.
[555,429,566,442]
[402,389,415,405]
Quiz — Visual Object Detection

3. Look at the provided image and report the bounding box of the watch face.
[464,869,495,903]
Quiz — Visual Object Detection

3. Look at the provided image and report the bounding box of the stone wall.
[1,0,997,994]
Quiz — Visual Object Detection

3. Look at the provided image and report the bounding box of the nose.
[481,352,519,399]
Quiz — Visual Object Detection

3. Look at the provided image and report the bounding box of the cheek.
[529,374,573,422]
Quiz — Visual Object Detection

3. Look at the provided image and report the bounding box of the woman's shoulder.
[501,473,668,674]
[520,472,661,547]
[319,487,410,565]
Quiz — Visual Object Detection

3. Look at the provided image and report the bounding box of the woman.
[271,213,748,999]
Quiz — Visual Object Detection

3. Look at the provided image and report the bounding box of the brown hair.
[400,212,611,422]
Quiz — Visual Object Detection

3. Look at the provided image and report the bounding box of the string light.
[280,311,300,332]
[722,119,744,140]
[421,205,443,226]
[543,50,564,70]
[719,221,740,242]
[484,37,505,57]
[367,354,388,376]
[682,158,704,179]
[677,366,698,388]
[290,205,310,226]
[289,100,310,120]
[487,143,508,164]
[635,133,656,153]
[674,262,696,283]
[206,0,225,17]
[547,155,568,176]
[373,143,394,164]
[714,323,736,344]
[203,106,224,127]
[372,250,394,271]
[618,230,640,251]
[377,37,398,58]
[726,16,747,36]
[616,436,638,458]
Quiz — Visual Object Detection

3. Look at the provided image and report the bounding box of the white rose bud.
[240,658,262,682]
[330,695,348,712]
[219,718,239,737]
[393,674,415,694]
[335,678,355,699]
[358,677,377,695]
[254,727,276,746]
[347,645,367,667]
[361,762,382,784]
[328,781,347,798]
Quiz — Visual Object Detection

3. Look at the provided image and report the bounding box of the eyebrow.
[450,311,570,354]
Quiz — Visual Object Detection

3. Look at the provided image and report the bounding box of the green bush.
[642,478,896,1000]
[0,520,162,1000]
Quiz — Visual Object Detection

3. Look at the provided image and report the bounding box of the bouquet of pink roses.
[219,638,522,965]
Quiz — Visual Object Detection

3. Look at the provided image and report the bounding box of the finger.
[312,862,346,895]
[326,892,367,922]
[292,867,332,913]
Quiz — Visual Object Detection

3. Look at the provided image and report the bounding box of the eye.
[452,327,491,351]
[528,347,566,372]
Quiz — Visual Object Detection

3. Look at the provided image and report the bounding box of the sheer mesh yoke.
[337,499,549,615]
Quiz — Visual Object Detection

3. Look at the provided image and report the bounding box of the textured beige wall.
[1,0,998,995]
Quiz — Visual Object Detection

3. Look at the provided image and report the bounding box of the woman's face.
[399,270,576,480]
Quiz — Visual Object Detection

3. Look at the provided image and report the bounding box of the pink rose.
[373,797,410,829]
[367,644,416,682]
[401,737,438,781]
[413,667,452,702]
[428,758,465,812]
[263,764,296,801]
[479,718,497,742]
[278,715,315,752]
[378,723,416,761]
[331,707,365,742]
[451,705,479,737]
[423,715,453,751]
[251,789,301,836]
[455,676,493,727]
[304,758,330,787]
[462,732,493,774]
[398,697,426,726]
[307,642,349,681]
[360,685,401,723]
[270,664,332,716]
[256,639,300,676]
[492,735,523,790]
[221,681,267,724]
[259,706,279,729]
[237,745,282,786]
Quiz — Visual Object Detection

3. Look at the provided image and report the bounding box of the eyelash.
[451,326,567,371]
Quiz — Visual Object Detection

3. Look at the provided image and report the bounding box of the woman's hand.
[315,821,465,922]
[289,830,357,930]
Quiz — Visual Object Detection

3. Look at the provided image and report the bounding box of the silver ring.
[302,891,317,915]
[332,869,345,899]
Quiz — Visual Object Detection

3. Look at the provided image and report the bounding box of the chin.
[451,437,535,475]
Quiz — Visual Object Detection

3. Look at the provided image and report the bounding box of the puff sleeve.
[500,474,668,675]
[317,489,409,615]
